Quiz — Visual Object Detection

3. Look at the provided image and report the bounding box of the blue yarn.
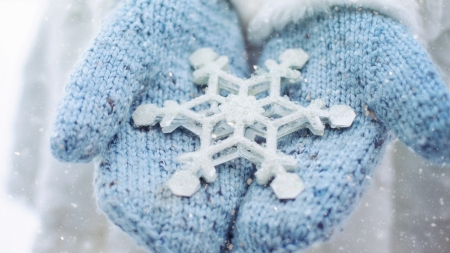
[50,2,450,253]
[51,0,250,252]
[232,7,450,253]
[51,0,248,163]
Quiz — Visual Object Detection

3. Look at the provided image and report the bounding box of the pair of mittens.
[51,1,450,252]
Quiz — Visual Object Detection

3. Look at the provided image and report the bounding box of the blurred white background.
[0,0,47,252]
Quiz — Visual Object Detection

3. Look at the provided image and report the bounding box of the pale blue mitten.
[51,0,251,252]
[232,8,450,252]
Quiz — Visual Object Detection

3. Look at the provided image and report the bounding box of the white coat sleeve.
[231,0,421,45]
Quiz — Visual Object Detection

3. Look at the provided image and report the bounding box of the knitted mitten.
[50,0,249,252]
[232,8,450,252]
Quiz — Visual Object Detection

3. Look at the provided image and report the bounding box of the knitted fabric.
[51,0,251,252]
[50,0,247,163]
[232,8,450,253]
[50,2,450,253]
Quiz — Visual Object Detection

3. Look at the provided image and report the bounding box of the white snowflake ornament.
[132,48,356,199]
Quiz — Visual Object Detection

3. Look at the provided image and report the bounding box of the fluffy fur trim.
[230,0,266,29]
[246,0,421,45]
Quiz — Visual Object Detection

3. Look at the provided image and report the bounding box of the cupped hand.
[51,0,252,252]
[232,7,450,253]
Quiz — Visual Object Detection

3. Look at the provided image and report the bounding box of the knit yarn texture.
[231,7,450,253]
[50,2,450,253]
[51,0,251,252]
[51,0,247,163]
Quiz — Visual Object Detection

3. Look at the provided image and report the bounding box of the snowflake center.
[219,94,263,125]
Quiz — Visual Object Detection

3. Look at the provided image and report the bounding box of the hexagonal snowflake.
[132,48,356,199]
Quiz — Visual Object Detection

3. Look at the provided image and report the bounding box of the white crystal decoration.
[132,48,356,199]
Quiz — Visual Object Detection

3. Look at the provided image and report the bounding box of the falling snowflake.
[132,48,356,199]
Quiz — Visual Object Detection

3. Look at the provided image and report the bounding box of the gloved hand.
[231,7,450,252]
[52,2,450,252]
[50,0,250,252]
